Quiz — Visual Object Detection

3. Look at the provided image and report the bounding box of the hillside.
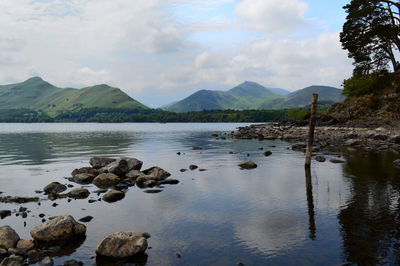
[164,81,284,112]
[0,77,148,115]
[259,85,344,109]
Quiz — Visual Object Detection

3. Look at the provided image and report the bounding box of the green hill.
[164,81,284,112]
[259,85,344,110]
[0,77,148,116]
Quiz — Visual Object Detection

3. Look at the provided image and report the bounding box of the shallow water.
[0,123,400,265]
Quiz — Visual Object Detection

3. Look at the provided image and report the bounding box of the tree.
[340,0,400,75]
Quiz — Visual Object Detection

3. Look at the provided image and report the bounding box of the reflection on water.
[0,123,399,265]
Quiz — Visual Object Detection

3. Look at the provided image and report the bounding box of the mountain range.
[164,81,344,112]
[0,77,343,115]
[0,77,148,115]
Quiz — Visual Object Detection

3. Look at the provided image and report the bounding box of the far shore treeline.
[0,105,330,123]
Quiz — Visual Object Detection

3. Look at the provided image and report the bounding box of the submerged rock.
[43,182,67,194]
[102,190,125,203]
[90,157,116,169]
[0,210,11,219]
[0,226,20,250]
[30,215,86,244]
[96,232,148,258]
[264,151,272,157]
[192,146,203,150]
[330,158,345,164]
[189,165,198,170]
[315,155,326,162]
[238,161,257,169]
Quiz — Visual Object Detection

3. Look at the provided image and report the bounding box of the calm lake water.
[0,123,400,265]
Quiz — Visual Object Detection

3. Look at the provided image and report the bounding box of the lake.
[0,123,400,265]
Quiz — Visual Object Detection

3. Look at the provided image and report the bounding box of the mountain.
[164,81,284,113]
[0,77,148,115]
[259,85,344,110]
[267,87,291,96]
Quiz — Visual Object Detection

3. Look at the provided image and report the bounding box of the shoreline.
[232,122,400,153]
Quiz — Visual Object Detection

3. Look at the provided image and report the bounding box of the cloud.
[235,0,308,34]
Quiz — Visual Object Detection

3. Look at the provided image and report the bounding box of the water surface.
[0,123,399,265]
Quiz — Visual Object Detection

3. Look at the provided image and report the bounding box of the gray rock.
[71,167,99,177]
[67,188,90,199]
[73,173,95,184]
[93,173,120,188]
[119,157,143,171]
[102,190,125,203]
[96,232,148,258]
[101,160,129,177]
[0,226,20,250]
[90,157,116,169]
[30,215,86,243]
[315,155,326,162]
[0,255,23,266]
[238,161,257,169]
[393,159,400,168]
[39,256,53,266]
[43,182,67,194]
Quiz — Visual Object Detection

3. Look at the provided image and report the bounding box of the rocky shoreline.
[232,122,400,154]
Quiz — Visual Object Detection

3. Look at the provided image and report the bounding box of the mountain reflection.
[338,150,400,265]
[0,132,136,165]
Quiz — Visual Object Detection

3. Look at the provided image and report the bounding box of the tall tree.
[340,0,400,75]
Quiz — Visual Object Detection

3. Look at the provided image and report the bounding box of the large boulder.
[120,157,143,171]
[30,215,86,244]
[0,226,20,250]
[93,173,120,188]
[43,182,67,194]
[101,160,129,177]
[90,157,116,169]
[96,232,148,258]
[102,190,125,203]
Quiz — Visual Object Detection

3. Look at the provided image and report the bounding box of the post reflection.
[305,167,316,240]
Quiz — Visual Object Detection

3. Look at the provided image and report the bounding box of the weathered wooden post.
[305,93,318,168]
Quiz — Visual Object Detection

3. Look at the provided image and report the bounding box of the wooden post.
[305,167,316,240]
[305,94,318,168]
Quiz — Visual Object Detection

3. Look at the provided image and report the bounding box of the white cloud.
[235,0,308,34]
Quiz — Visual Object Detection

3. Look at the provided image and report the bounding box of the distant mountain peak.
[24,76,44,82]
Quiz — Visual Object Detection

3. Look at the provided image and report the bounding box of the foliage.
[342,71,398,96]
[0,109,53,122]
[340,0,400,75]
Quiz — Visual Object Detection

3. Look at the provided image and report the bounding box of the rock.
[144,189,163,194]
[315,155,326,162]
[291,143,306,151]
[264,151,272,157]
[93,173,120,188]
[0,196,38,204]
[67,188,90,199]
[27,249,41,264]
[96,232,148,258]
[141,167,171,180]
[158,179,180,185]
[43,182,67,194]
[125,170,142,180]
[16,239,34,250]
[238,161,257,169]
[0,226,20,250]
[390,135,400,144]
[102,190,125,203]
[192,146,202,150]
[30,215,86,244]
[199,169,207,172]
[40,256,53,266]
[101,159,129,177]
[90,157,116,169]
[119,157,143,171]
[79,216,93,223]
[0,210,11,219]
[373,134,388,141]
[63,259,83,266]
[180,169,187,172]
[0,255,24,266]
[330,158,345,164]
[345,139,359,146]
[73,173,96,184]
[189,165,198,170]
[142,180,157,188]
[71,167,99,177]
[393,159,400,168]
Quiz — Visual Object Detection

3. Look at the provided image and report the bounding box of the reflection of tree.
[0,132,136,165]
[338,150,400,265]
[305,167,316,240]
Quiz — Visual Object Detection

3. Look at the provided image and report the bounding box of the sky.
[0,0,354,107]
